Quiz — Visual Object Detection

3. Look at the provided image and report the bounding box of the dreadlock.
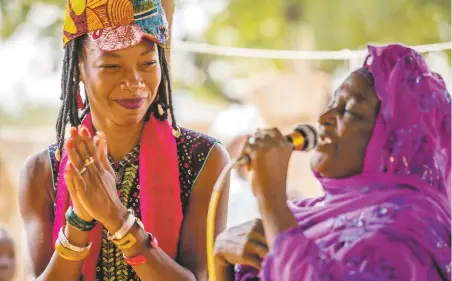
[56,38,177,157]
[146,45,177,125]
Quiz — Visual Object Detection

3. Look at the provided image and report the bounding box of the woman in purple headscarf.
[213,43,451,281]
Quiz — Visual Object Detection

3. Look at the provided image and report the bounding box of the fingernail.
[81,128,89,137]
[70,127,77,137]
[66,141,74,149]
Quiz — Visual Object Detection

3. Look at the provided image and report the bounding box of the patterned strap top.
[48,128,219,281]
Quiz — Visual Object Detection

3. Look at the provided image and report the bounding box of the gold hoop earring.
[55,147,61,162]
[172,126,181,138]
[157,103,165,116]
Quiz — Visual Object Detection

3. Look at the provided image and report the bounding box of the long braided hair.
[56,36,177,157]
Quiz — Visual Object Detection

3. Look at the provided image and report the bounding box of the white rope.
[172,41,452,60]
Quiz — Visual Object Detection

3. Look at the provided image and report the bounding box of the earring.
[55,147,61,162]
[157,103,165,116]
[172,126,181,138]
[77,89,84,109]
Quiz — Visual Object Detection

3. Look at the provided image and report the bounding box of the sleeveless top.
[48,128,219,281]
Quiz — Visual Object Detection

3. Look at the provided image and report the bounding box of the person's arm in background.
[18,151,88,281]
[0,226,16,281]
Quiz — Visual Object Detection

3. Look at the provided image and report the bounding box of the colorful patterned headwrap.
[63,0,169,51]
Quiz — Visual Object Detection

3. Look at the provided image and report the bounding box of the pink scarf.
[52,113,183,281]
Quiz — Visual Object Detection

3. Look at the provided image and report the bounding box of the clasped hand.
[214,219,268,270]
[63,126,127,233]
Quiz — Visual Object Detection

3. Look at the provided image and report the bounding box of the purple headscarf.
[236,44,451,281]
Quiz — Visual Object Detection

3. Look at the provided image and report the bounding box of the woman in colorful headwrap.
[213,44,451,281]
[19,1,230,281]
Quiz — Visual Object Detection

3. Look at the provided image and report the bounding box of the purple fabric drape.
[236,44,451,281]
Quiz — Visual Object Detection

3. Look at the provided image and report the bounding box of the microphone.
[285,124,319,152]
[237,124,319,165]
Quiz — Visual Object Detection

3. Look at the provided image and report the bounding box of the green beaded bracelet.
[65,207,97,232]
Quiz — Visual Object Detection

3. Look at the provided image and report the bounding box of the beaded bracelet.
[65,206,97,232]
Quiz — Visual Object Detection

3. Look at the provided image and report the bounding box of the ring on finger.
[248,136,256,145]
[254,132,265,141]
[79,167,87,175]
[84,157,95,167]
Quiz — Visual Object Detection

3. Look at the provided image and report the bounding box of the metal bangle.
[65,206,97,232]
[58,226,92,252]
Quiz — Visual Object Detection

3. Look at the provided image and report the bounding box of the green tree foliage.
[194,0,451,98]
[0,0,65,39]
[205,0,450,69]
[1,0,450,112]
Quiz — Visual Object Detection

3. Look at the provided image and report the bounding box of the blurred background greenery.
[0,0,450,127]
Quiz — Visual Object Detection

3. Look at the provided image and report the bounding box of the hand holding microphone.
[239,125,318,201]
[206,125,318,281]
